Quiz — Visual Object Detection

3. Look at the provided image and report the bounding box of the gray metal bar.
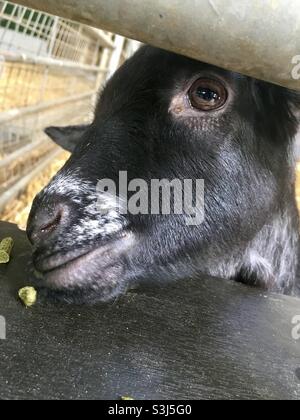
[83,26,115,50]
[0,90,96,124]
[0,51,104,73]
[7,0,300,91]
[0,139,47,170]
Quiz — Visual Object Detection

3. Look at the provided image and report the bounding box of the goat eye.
[188,78,227,111]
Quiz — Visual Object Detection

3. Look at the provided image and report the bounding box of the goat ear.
[44,124,90,153]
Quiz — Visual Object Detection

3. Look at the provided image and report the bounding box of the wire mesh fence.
[0,61,96,112]
[0,1,114,63]
[0,1,139,218]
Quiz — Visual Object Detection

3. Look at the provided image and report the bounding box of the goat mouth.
[33,231,133,288]
[35,245,97,273]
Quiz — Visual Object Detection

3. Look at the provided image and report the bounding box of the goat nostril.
[40,212,62,235]
[28,202,68,245]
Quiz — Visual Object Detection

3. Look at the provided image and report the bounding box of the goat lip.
[35,246,93,273]
[35,233,127,274]
[34,231,135,290]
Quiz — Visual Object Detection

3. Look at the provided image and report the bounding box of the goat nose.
[27,201,67,245]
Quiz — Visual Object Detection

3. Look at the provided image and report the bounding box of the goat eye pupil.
[188,78,227,111]
[197,88,219,102]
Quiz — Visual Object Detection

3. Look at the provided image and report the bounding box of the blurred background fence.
[0,0,139,227]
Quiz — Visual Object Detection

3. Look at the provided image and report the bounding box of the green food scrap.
[0,237,14,264]
[18,287,37,307]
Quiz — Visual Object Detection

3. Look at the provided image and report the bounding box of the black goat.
[27,46,300,303]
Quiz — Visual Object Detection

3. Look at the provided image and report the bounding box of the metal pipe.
[0,51,104,73]
[0,139,47,170]
[0,90,96,124]
[106,35,125,80]
[7,0,300,91]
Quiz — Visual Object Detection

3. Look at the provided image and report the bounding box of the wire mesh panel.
[0,2,56,56]
[0,1,116,214]
[0,61,98,112]
[0,1,140,216]
[0,1,114,63]
[0,94,92,191]
[0,1,112,115]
